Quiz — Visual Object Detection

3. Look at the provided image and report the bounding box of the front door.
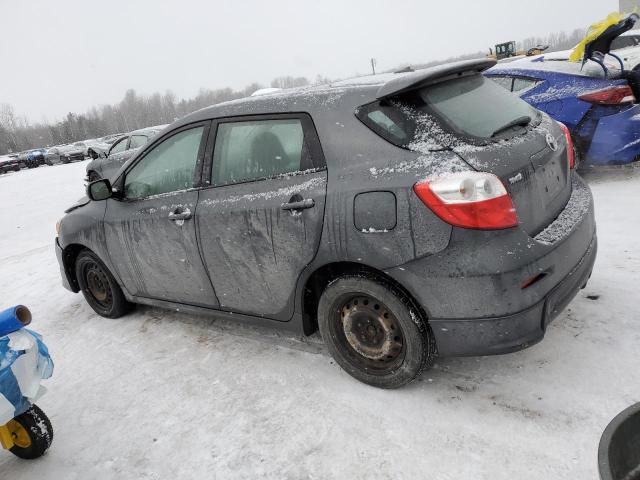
[196,114,327,320]
[104,123,218,307]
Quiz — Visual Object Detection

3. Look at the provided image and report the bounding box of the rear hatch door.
[452,118,571,236]
[416,73,571,235]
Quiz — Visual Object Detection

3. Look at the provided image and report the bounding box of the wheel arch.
[60,243,90,292]
[301,261,429,336]
[61,243,117,293]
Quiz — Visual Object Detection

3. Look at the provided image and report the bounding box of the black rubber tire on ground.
[87,171,101,182]
[317,274,435,389]
[8,404,53,460]
[75,249,132,318]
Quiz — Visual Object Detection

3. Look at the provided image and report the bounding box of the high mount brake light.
[413,172,518,230]
[578,85,636,105]
[557,122,575,169]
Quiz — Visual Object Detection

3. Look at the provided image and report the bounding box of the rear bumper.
[430,234,596,356]
[385,173,597,356]
[582,105,640,165]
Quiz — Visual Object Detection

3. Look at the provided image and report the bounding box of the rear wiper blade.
[491,115,532,137]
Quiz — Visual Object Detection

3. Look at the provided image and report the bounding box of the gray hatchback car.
[55,59,597,388]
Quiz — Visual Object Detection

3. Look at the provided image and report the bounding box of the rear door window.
[212,118,311,185]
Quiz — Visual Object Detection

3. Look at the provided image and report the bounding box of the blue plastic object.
[0,305,31,337]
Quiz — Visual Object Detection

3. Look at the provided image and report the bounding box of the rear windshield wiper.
[490,115,532,137]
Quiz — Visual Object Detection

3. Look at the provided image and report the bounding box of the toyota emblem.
[546,133,559,152]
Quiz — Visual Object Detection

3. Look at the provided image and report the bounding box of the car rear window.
[356,73,540,147]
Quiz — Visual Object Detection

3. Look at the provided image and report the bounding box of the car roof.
[173,59,495,129]
[129,124,169,136]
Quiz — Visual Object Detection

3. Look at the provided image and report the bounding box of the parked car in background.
[87,134,125,160]
[85,125,166,181]
[487,13,640,166]
[47,142,87,164]
[0,154,22,173]
[18,149,46,168]
[57,59,596,389]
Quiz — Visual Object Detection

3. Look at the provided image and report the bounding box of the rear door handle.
[168,208,192,221]
[281,198,315,211]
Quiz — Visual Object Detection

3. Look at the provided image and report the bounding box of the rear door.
[195,114,327,320]
[104,122,218,307]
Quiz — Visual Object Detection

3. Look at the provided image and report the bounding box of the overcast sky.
[0,0,618,122]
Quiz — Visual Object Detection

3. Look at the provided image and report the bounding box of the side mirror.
[99,151,108,159]
[87,179,112,201]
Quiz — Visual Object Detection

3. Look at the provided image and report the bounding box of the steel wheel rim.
[84,262,112,308]
[333,294,405,374]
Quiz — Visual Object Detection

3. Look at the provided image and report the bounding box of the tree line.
[0,27,586,155]
[0,75,322,155]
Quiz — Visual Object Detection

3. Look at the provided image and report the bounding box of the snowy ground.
[0,162,639,479]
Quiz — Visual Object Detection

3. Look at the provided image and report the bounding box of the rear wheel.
[7,405,53,460]
[75,250,132,318]
[318,275,435,389]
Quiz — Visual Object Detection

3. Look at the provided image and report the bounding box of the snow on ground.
[0,162,639,479]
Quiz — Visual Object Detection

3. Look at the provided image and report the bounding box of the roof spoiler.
[376,59,497,100]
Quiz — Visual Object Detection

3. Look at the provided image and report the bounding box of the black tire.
[87,170,101,182]
[8,405,53,460]
[317,275,435,389]
[75,250,132,318]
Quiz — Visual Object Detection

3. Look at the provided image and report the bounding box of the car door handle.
[281,198,315,211]
[168,208,192,221]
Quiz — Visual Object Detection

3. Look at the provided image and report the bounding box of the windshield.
[419,74,538,139]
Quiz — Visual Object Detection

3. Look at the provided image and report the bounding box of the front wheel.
[318,275,435,389]
[87,171,101,182]
[75,250,132,318]
[7,405,53,459]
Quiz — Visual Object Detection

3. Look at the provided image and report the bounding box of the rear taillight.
[557,122,575,169]
[413,172,518,230]
[578,85,635,105]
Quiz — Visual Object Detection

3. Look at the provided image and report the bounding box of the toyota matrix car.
[55,59,597,388]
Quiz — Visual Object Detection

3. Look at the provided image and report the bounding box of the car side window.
[109,137,128,155]
[512,78,541,94]
[211,118,309,185]
[490,76,514,91]
[124,126,204,200]
[129,135,148,149]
